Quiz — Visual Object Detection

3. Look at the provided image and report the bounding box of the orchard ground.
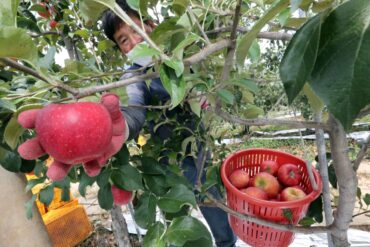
[73,140,370,247]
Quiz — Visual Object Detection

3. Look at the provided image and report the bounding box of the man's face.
[113,15,153,55]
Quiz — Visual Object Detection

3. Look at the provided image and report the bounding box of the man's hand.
[18,93,126,181]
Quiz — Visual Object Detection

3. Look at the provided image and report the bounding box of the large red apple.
[229,169,250,189]
[112,185,133,205]
[260,160,279,175]
[280,187,307,201]
[277,163,302,186]
[35,102,113,164]
[253,172,280,198]
[241,187,268,200]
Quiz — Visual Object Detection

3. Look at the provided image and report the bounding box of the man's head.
[102,0,155,55]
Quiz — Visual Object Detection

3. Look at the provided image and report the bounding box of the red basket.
[221,148,322,247]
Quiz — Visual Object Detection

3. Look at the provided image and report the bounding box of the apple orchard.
[0,0,369,247]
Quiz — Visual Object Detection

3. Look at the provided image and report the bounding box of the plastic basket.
[221,149,322,247]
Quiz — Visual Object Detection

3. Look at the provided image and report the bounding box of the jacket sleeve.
[120,72,150,141]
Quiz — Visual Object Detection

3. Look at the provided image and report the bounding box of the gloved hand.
[17,93,126,181]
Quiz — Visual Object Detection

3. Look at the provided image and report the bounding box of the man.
[102,1,237,246]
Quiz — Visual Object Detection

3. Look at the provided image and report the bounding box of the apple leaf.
[298,216,316,227]
[280,12,326,104]
[0,146,22,172]
[310,0,370,130]
[78,170,97,197]
[133,192,157,229]
[0,99,16,112]
[363,193,370,206]
[143,174,170,196]
[143,222,166,247]
[157,184,196,213]
[0,0,19,27]
[160,63,186,109]
[39,185,55,206]
[98,183,113,210]
[236,0,289,66]
[25,194,37,219]
[111,165,143,191]
[165,216,212,247]
[0,27,38,67]
[4,115,24,150]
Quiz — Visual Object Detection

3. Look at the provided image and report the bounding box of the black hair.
[101,0,140,43]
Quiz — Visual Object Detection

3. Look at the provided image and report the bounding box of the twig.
[205,191,331,234]
[187,7,211,45]
[192,3,233,16]
[0,58,77,95]
[29,31,60,38]
[206,27,293,41]
[353,135,370,171]
[352,210,370,218]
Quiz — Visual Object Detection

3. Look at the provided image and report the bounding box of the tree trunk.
[328,116,358,246]
[0,167,52,247]
[111,205,132,247]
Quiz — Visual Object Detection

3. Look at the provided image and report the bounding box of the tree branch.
[184,39,232,66]
[0,58,77,95]
[29,31,60,38]
[204,192,332,234]
[206,27,293,41]
[353,135,370,172]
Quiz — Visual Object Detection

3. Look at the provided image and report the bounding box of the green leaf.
[74,29,89,39]
[79,0,113,22]
[98,183,113,210]
[165,216,212,247]
[20,159,36,173]
[363,193,370,206]
[0,146,22,172]
[278,8,290,26]
[25,194,37,219]
[138,156,166,175]
[164,58,184,77]
[25,177,46,192]
[0,99,16,112]
[143,174,170,196]
[127,0,139,11]
[157,184,196,213]
[61,186,71,202]
[111,165,143,190]
[4,115,24,150]
[39,185,55,206]
[298,216,316,227]
[248,40,261,62]
[172,33,199,60]
[217,89,235,105]
[39,47,56,69]
[96,168,111,187]
[242,104,264,119]
[134,192,157,228]
[280,12,325,104]
[0,27,38,67]
[188,99,201,117]
[127,43,160,61]
[112,144,129,168]
[283,208,293,223]
[159,63,186,108]
[236,0,289,66]
[312,0,334,13]
[230,79,259,93]
[143,222,166,247]
[0,0,19,27]
[303,83,324,112]
[202,165,221,192]
[310,0,370,130]
[78,170,96,197]
[172,0,190,16]
[150,18,186,45]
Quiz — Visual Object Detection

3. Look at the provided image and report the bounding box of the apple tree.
[0,0,369,246]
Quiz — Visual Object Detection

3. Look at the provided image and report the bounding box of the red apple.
[253,172,280,198]
[240,187,268,201]
[277,163,302,186]
[49,20,58,29]
[37,3,51,18]
[229,169,250,189]
[280,187,307,201]
[248,176,255,187]
[260,160,279,175]
[112,185,133,205]
[34,102,113,164]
